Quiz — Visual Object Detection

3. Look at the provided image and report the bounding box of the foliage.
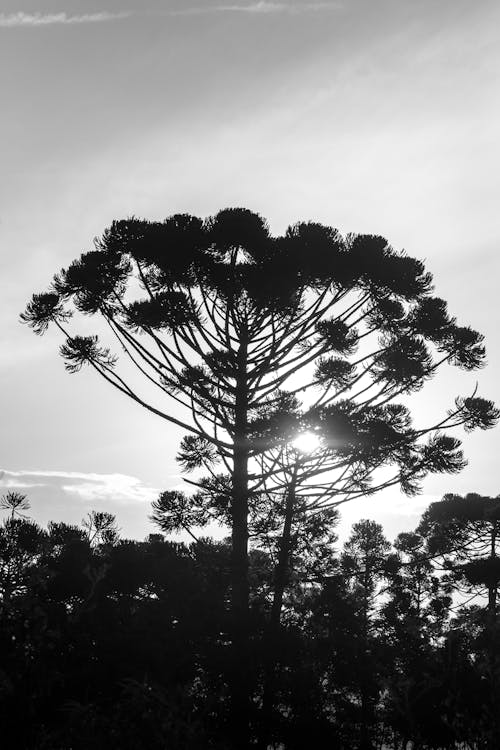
[1,495,500,749]
[22,208,497,517]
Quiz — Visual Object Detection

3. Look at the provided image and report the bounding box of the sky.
[1,0,500,544]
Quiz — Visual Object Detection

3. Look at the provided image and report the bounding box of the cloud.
[172,2,340,16]
[0,469,158,505]
[0,5,338,28]
[0,469,222,541]
[0,11,131,28]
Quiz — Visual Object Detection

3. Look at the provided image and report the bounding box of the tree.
[380,531,453,749]
[82,510,120,547]
[0,516,46,606]
[419,493,500,618]
[341,520,392,749]
[418,493,500,749]
[0,491,31,520]
[22,207,498,743]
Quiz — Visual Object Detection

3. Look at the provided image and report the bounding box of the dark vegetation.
[2,492,500,749]
[18,207,499,746]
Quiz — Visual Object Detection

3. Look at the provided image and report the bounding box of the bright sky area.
[1,0,499,543]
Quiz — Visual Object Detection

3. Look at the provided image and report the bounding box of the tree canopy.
[2,494,500,749]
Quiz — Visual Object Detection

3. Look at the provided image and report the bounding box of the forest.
[14,208,500,748]
[1,490,500,749]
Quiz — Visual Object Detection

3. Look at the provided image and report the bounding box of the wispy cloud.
[0,470,219,541]
[0,11,131,28]
[0,469,158,505]
[0,4,338,28]
[172,2,340,16]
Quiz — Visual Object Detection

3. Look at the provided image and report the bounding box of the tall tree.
[22,207,497,743]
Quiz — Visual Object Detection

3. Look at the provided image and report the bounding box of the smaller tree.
[343,519,391,631]
[0,517,46,607]
[418,494,500,750]
[380,531,453,748]
[0,491,31,520]
[82,510,120,547]
[419,493,500,618]
[384,531,452,646]
[342,520,392,750]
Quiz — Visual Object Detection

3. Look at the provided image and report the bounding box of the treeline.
[1,492,500,749]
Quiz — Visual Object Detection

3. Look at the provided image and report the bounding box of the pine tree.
[22,207,498,743]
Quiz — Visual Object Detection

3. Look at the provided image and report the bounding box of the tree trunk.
[360,567,374,750]
[230,330,250,748]
[486,524,499,750]
[488,524,497,620]
[260,470,297,749]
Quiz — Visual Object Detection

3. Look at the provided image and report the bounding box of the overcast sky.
[1,0,499,542]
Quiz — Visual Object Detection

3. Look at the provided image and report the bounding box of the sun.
[291,431,321,454]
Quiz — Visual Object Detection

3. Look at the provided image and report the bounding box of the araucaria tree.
[22,207,497,742]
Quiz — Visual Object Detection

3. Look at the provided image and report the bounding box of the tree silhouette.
[22,207,498,743]
[0,491,31,520]
[419,494,500,618]
[418,493,500,748]
[380,531,453,748]
[342,520,391,749]
[82,510,120,547]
